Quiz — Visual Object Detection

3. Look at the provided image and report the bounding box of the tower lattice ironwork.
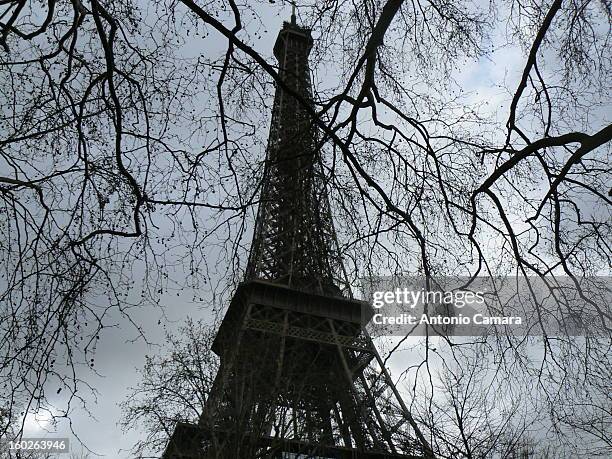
[245,15,348,299]
[163,14,427,459]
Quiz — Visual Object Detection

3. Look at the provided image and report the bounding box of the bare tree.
[121,319,218,457]
[1,0,610,456]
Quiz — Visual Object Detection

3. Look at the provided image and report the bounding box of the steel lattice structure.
[163,14,425,459]
[245,17,350,298]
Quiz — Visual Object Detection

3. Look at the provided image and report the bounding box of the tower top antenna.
[290,2,296,24]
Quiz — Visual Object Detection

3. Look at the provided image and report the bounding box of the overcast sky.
[15,2,569,458]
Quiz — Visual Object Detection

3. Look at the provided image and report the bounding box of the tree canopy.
[0,0,610,456]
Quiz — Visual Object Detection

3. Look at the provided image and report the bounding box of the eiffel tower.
[163,11,429,459]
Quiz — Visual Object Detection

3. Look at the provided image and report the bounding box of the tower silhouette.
[163,14,427,459]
